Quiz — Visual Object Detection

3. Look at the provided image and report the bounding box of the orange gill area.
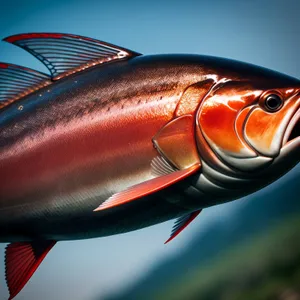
[244,89,300,157]
[198,82,260,156]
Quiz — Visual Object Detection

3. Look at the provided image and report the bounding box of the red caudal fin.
[165,210,202,244]
[5,240,56,300]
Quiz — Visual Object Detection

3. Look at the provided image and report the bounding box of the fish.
[0,32,299,299]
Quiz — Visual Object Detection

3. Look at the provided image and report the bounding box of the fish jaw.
[245,103,299,190]
[276,105,300,166]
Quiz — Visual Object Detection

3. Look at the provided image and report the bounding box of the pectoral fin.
[165,210,202,244]
[94,115,201,212]
[94,164,200,211]
[152,115,200,169]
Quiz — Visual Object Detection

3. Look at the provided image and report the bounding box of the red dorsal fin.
[4,33,141,80]
[5,240,56,300]
[165,210,202,244]
[94,164,200,211]
[0,62,51,109]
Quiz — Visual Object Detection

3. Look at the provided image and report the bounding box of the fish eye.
[264,94,283,112]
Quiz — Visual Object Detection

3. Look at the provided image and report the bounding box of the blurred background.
[0,0,299,299]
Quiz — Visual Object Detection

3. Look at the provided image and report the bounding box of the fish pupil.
[265,94,283,111]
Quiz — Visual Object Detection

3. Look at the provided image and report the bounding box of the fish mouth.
[282,108,300,146]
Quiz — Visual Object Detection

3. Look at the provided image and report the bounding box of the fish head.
[195,71,299,199]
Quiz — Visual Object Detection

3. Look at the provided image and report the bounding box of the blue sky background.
[0,0,299,299]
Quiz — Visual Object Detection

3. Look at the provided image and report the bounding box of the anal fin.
[5,240,56,300]
[165,210,202,244]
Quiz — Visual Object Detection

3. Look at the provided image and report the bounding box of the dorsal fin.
[0,62,51,109]
[4,33,141,80]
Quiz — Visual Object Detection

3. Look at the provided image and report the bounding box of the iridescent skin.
[0,55,299,242]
